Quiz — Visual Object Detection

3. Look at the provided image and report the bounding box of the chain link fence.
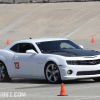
[30,0,100,2]
[0,0,30,3]
[0,0,100,3]
[31,0,86,2]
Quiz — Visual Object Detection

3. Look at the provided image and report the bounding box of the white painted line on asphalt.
[0,4,45,35]
[65,15,100,39]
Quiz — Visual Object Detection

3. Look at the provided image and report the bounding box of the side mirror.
[79,45,84,49]
[26,49,37,55]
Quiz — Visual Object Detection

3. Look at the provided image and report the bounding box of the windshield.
[36,40,82,53]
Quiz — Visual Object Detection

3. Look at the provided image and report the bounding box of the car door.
[11,43,38,76]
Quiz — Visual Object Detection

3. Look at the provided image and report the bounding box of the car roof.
[4,38,68,50]
[16,38,68,43]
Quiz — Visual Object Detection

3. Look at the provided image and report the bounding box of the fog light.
[67,70,73,75]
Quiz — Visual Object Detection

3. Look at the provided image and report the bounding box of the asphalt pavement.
[0,2,100,100]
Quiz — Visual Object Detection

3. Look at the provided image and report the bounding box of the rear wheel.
[0,61,11,82]
[45,62,61,83]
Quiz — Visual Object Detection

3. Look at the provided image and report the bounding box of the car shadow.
[7,78,98,84]
[4,79,99,89]
[10,78,49,84]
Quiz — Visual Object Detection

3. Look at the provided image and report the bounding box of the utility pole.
[48,0,49,3]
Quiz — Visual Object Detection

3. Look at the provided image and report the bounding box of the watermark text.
[0,92,26,98]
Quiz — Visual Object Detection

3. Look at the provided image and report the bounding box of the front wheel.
[0,61,11,82]
[45,62,61,83]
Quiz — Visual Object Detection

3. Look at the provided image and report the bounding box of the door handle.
[14,56,18,59]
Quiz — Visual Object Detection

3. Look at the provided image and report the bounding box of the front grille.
[77,70,100,76]
[67,59,100,65]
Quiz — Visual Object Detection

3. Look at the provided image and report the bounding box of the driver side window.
[18,43,37,53]
[10,43,37,53]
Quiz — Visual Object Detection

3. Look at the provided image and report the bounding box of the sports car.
[0,38,100,83]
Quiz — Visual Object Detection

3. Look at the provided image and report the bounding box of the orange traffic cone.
[7,39,10,45]
[58,83,68,96]
[92,37,95,43]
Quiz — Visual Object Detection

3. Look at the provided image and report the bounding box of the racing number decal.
[14,62,20,69]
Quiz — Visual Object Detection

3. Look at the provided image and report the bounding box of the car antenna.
[29,37,32,39]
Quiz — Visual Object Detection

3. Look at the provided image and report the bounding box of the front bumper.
[60,64,100,80]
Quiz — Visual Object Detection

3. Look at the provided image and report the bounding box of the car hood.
[46,49,100,57]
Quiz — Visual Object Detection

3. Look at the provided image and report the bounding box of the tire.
[0,61,11,82]
[45,62,61,83]
[93,78,100,82]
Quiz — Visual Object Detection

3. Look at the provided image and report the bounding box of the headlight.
[67,61,78,65]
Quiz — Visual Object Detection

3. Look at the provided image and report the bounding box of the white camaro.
[0,38,100,83]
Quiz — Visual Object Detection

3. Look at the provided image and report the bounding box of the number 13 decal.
[14,62,20,69]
